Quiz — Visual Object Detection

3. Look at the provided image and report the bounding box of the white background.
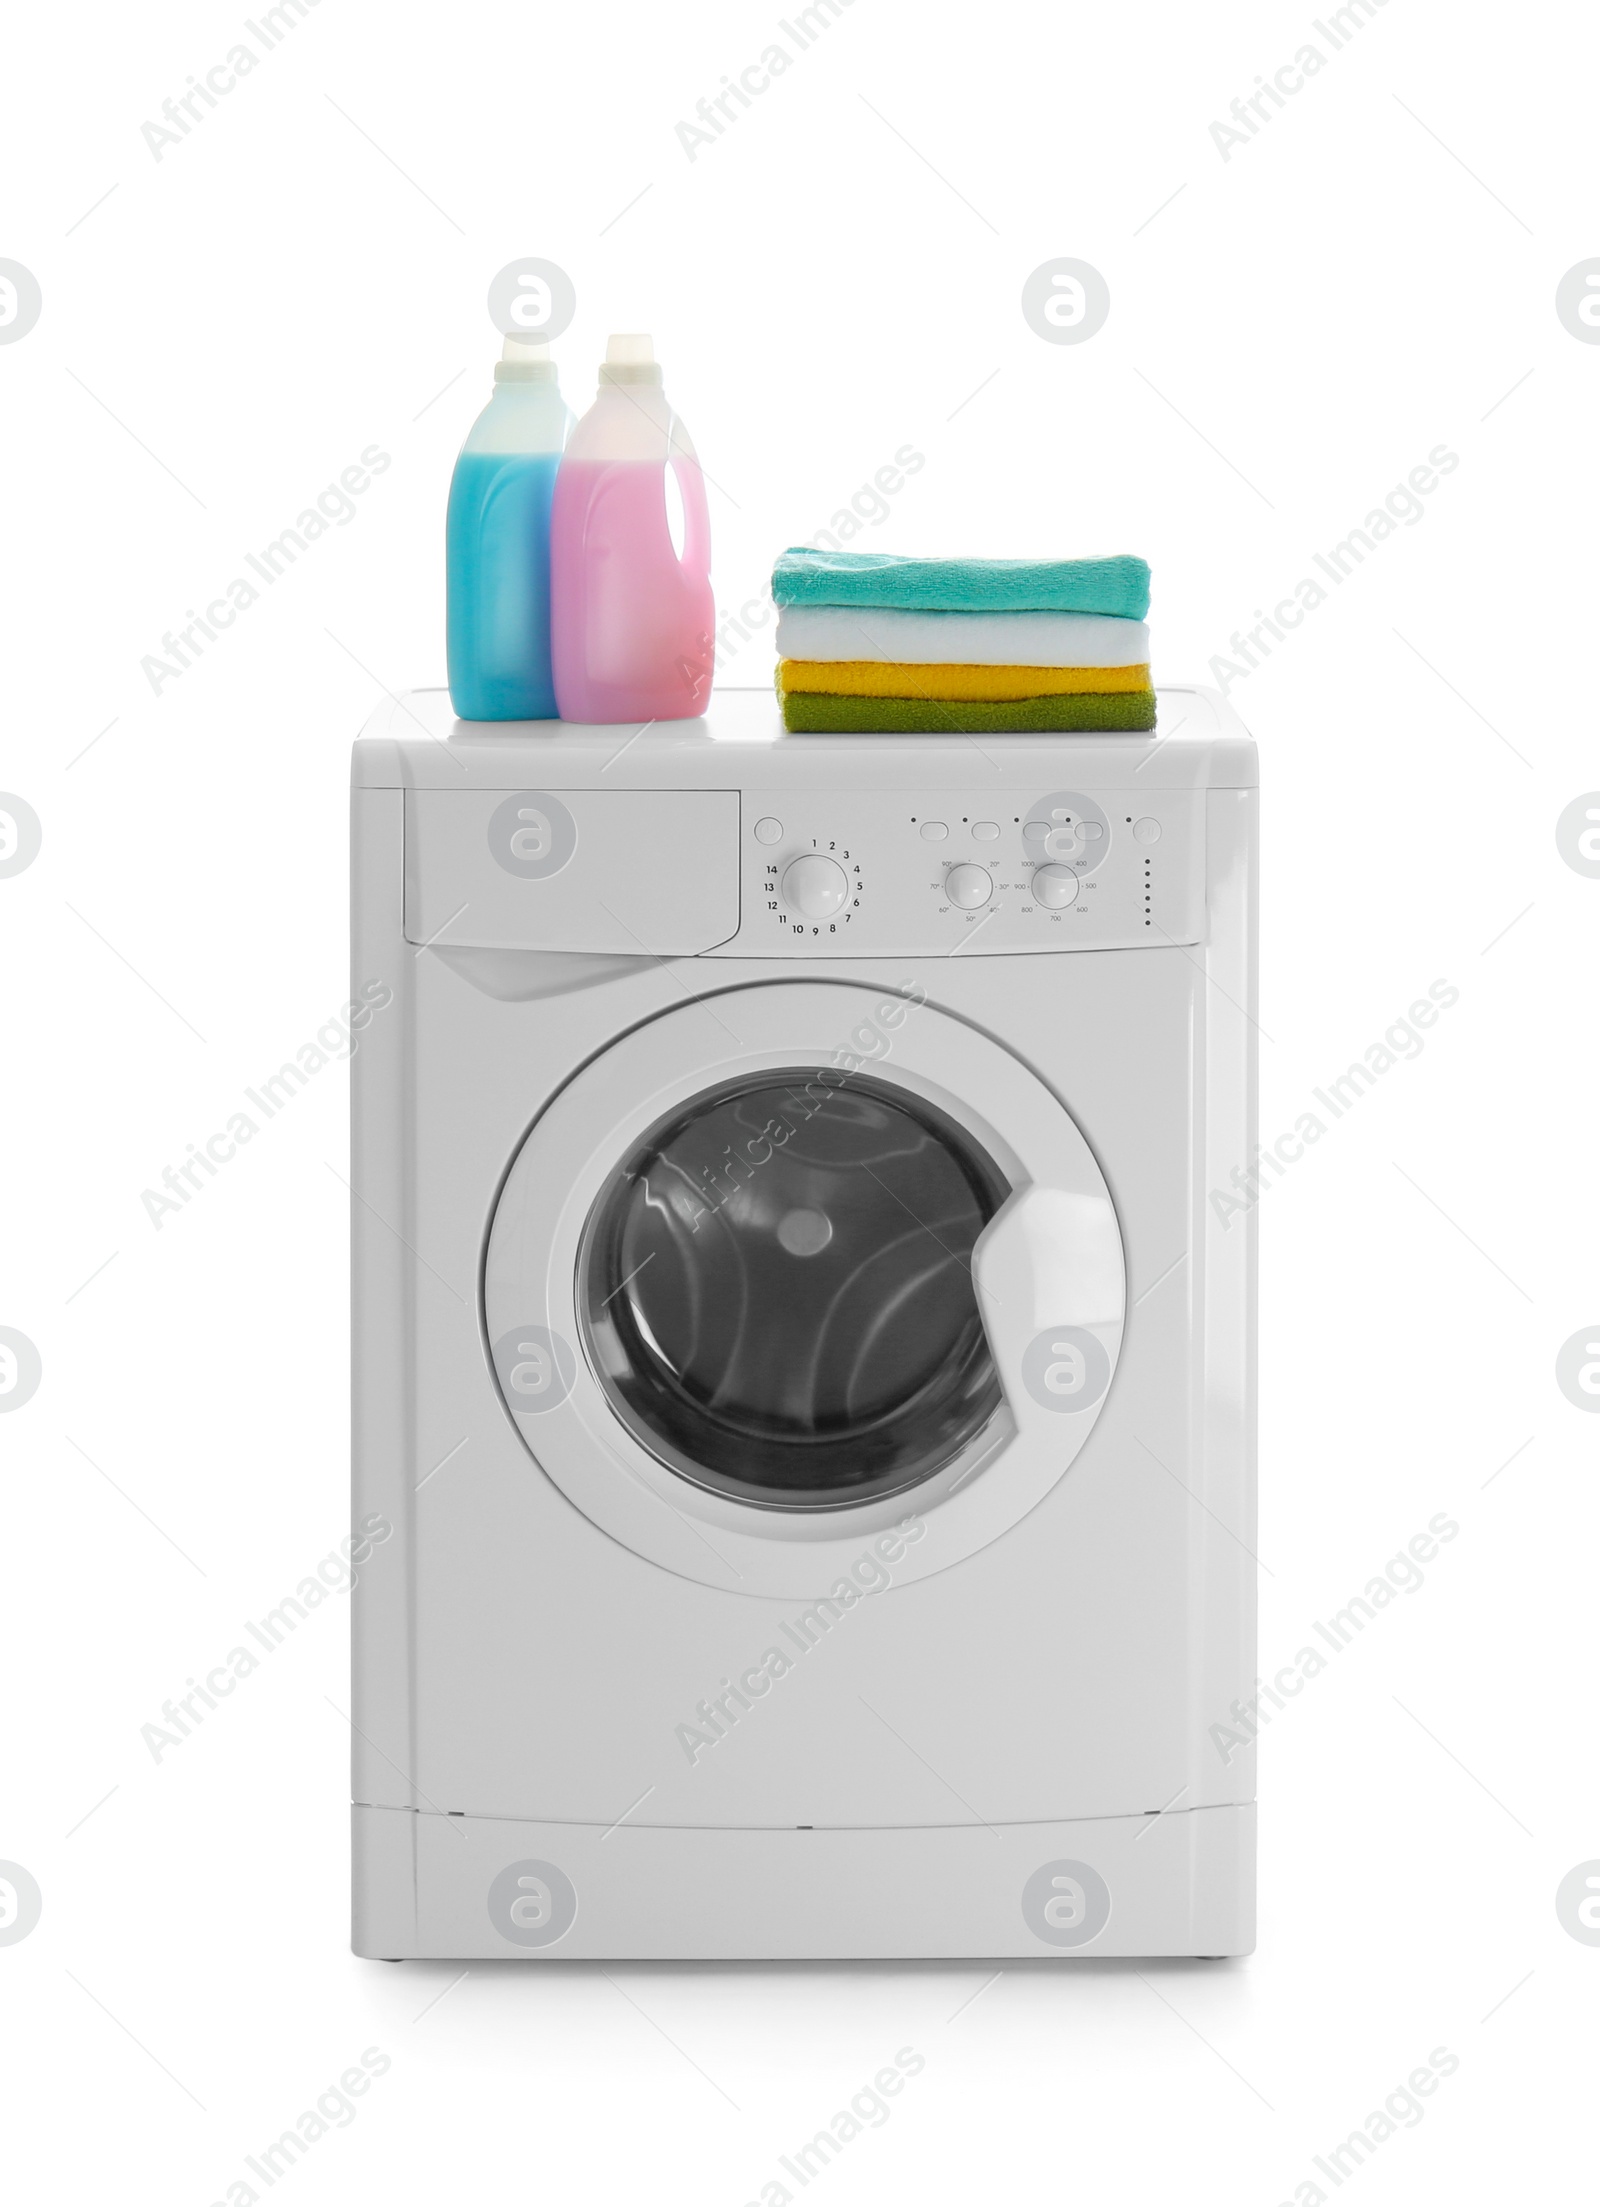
[2,0,1596,2198]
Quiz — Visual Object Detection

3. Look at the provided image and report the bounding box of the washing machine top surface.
[352,685,1256,791]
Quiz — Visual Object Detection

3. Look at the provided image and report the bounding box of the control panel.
[731,789,1206,957]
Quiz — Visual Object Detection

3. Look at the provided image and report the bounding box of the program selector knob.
[945,863,993,910]
[1030,864,1081,910]
[781,853,848,919]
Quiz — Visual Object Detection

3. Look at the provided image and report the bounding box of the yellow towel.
[777,659,1153,700]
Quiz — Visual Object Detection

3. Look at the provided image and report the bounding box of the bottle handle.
[671,451,712,576]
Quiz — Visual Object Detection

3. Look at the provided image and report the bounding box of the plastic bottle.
[446,338,569,721]
[550,334,714,723]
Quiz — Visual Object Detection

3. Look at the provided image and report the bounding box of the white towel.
[774,606,1150,669]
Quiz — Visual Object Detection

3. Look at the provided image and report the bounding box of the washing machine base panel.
[352,1801,1255,1960]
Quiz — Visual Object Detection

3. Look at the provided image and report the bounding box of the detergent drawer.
[404,787,741,954]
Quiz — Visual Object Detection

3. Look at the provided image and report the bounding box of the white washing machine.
[349,684,1258,1961]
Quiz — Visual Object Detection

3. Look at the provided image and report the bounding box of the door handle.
[972,1185,1125,1429]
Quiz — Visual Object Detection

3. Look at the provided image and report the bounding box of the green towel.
[771,549,1151,619]
[781,690,1158,734]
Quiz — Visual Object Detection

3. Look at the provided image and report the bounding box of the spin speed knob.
[781,853,848,919]
[1029,864,1081,910]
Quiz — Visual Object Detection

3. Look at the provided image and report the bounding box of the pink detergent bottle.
[550,334,715,722]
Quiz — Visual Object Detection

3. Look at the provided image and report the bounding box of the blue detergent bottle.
[446,338,570,720]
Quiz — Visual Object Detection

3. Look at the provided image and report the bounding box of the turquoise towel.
[771,549,1150,620]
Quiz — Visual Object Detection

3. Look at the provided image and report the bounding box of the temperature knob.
[1030,864,1081,910]
[781,853,848,919]
[945,863,993,910]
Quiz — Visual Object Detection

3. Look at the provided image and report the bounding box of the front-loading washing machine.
[349,684,1258,1960]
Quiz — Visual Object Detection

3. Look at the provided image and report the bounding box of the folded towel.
[780,690,1158,734]
[772,549,1151,619]
[779,659,1152,700]
[776,606,1150,668]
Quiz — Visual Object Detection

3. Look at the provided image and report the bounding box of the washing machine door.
[580,1064,1009,1511]
[484,981,1124,1597]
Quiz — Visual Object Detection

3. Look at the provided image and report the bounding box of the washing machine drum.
[579,1069,1009,1507]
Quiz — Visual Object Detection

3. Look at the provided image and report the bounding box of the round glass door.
[578,1067,1010,1508]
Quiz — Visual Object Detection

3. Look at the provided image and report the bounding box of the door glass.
[580,1068,1009,1507]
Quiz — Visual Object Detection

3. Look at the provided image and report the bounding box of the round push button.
[945,863,993,910]
[781,853,848,919]
[919,820,949,842]
[972,820,1000,842]
[1030,864,1080,909]
[1133,817,1161,844]
[754,817,783,845]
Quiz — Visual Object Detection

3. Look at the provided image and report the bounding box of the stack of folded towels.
[772,549,1154,733]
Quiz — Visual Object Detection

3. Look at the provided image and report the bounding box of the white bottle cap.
[600,332,662,386]
[495,335,556,385]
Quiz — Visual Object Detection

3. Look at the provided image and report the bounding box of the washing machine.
[349,684,1258,1961]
